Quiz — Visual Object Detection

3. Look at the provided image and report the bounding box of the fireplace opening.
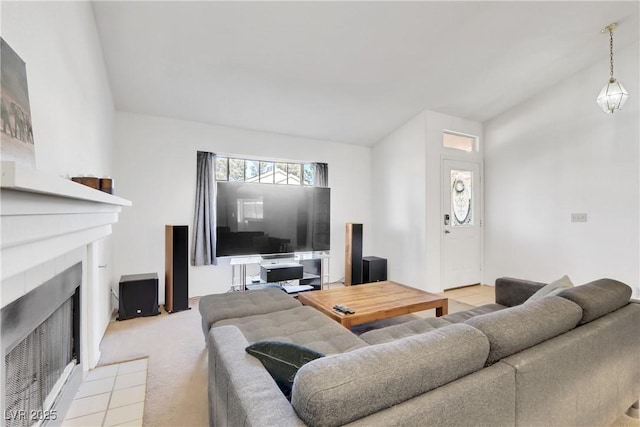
[2,263,81,426]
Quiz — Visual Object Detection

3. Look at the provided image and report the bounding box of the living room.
[1,1,639,426]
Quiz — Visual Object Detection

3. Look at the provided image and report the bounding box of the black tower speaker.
[118,273,159,320]
[165,225,190,313]
[345,223,363,286]
[363,256,388,283]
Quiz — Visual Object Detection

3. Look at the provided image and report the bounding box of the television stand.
[228,252,330,292]
[230,256,263,292]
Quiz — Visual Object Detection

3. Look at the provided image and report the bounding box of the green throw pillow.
[245,341,324,400]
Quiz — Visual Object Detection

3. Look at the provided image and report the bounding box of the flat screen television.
[216,181,330,257]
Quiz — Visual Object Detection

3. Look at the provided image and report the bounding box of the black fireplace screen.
[4,297,74,427]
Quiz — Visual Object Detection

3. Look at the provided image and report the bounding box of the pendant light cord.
[609,29,615,81]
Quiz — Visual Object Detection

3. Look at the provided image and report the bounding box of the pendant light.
[596,23,629,114]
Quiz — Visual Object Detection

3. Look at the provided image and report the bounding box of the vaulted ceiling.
[92,1,639,145]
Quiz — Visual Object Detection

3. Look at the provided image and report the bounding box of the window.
[443,131,477,152]
[215,156,320,186]
[228,158,245,181]
[451,169,473,227]
[245,160,259,182]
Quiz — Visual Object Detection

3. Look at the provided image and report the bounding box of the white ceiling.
[92,1,639,146]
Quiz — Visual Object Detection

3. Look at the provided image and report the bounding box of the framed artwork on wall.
[1,37,35,167]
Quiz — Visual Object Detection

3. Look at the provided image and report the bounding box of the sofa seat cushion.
[359,317,452,344]
[214,306,368,355]
[442,303,507,323]
[199,288,301,334]
[557,278,632,325]
[465,296,583,365]
[291,323,490,427]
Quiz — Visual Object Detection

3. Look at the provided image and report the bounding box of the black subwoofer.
[118,273,159,320]
[362,256,387,283]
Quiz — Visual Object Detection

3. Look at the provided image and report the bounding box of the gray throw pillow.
[245,340,324,399]
[526,275,574,302]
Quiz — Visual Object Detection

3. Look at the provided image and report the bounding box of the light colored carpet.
[98,301,207,426]
[97,297,639,427]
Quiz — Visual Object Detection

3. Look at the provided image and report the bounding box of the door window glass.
[451,169,473,227]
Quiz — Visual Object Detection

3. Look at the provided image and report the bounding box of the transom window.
[443,131,478,152]
[216,157,315,186]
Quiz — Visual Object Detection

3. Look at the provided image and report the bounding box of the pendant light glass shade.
[596,78,629,114]
[596,23,628,114]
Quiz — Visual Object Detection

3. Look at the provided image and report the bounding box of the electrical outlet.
[571,213,587,223]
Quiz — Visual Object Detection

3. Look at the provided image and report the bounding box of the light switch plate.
[571,213,587,222]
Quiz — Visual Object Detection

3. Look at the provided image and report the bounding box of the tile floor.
[441,284,495,306]
[62,358,148,427]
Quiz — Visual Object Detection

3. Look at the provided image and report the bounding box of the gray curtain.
[313,162,328,187]
[192,151,217,266]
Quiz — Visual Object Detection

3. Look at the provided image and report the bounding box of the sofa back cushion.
[557,278,632,325]
[465,296,582,365]
[216,306,368,355]
[291,323,489,427]
[495,277,546,307]
[199,288,301,331]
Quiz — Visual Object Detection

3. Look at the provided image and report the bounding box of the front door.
[442,160,482,289]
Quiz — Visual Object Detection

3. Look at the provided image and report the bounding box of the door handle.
[444,230,451,234]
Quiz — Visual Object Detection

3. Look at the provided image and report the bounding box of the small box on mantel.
[71,176,99,189]
[99,178,113,194]
[72,176,114,194]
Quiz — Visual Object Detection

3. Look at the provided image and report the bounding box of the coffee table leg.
[436,301,449,317]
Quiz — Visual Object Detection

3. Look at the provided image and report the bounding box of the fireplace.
[2,263,82,426]
[1,161,131,424]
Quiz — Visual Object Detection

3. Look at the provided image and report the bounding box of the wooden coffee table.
[296,281,448,328]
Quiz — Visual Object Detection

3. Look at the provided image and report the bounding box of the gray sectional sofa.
[199,278,640,427]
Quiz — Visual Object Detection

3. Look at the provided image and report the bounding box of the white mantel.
[1,161,131,370]
[1,161,131,282]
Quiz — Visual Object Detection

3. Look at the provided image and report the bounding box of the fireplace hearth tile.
[109,384,146,409]
[117,358,148,375]
[76,376,117,399]
[86,364,119,381]
[65,392,110,419]
[63,357,148,426]
[103,402,144,427]
[61,411,105,427]
[114,370,146,390]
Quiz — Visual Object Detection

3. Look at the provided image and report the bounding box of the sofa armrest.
[495,277,546,307]
[208,325,305,427]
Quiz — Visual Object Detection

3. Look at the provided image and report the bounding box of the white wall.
[371,112,427,289]
[1,2,115,360]
[1,2,114,178]
[484,40,640,288]
[112,112,372,300]
[371,110,482,292]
